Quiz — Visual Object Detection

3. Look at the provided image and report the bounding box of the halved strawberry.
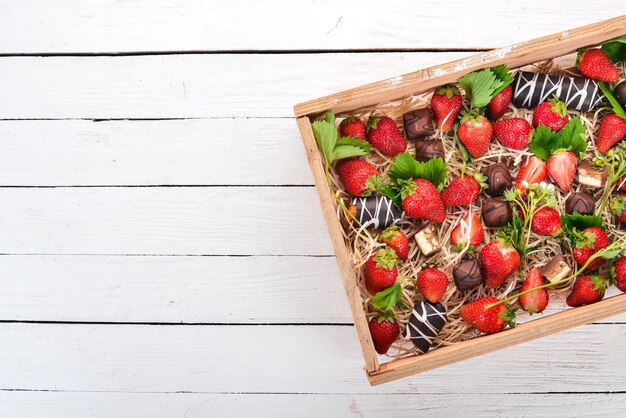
[450,212,484,248]
[515,156,547,197]
[518,267,549,314]
[547,150,577,193]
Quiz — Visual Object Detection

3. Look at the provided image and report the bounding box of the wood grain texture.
[1,391,624,418]
[0,187,331,256]
[0,0,623,53]
[1,323,625,394]
[0,52,470,118]
[0,119,312,186]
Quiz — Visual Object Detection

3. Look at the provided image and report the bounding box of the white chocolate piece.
[415,226,441,256]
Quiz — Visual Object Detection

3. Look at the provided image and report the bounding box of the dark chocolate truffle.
[453,258,483,291]
[482,198,512,227]
[565,192,595,215]
[404,301,447,354]
[614,82,626,109]
[403,108,435,140]
[414,140,444,162]
[481,163,513,197]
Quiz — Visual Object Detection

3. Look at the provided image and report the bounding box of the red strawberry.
[487,85,513,119]
[457,113,493,157]
[339,116,366,140]
[532,97,569,132]
[441,176,480,206]
[596,114,626,153]
[518,267,549,314]
[610,194,626,223]
[612,256,626,293]
[401,178,446,223]
[571,227,609,271]
[460,296,515,334]
[368,313,399,354]
[450,212,484,247]
[492,117,532,150]
[416,268,448,303]
[531,206,561,236]
[566,276,606,307]
[547,151,577,193]
[515,156,547,197]
[363,248,399,295]
[381,226,409,261]
[578,48,620,83]
[480,241,521,288]
[431,84,462,132]
[335,159,381,197]
[617,175,626,192]
[366,115,407,156]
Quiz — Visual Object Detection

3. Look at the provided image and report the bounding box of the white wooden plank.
[1,391,624,418]
[0,119,312,186]
[0,52,471,118]
[0,323,624,394]
[0,255,349,323]
[0,1,623,53]
[0,187,331,256]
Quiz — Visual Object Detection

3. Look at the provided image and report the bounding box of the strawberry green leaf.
[332,136,371,161]
[602,35,626,63]
[528,125,558,161]
[457,68,504,110]
[558,118,588,160]
[311,118,337,163]
[311,112,371,163]
[380,185,403,211]
[561,213,602,246]
[372,281,404,311]
[388,153,447,189]
[598,82,626,121]
[490,65,514,96]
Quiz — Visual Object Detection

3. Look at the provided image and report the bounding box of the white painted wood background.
[2,2,626,417]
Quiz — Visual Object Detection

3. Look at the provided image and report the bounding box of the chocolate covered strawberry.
[401,178,446,223]
[416,268,448,303]
[381,226,409,261]
[578,48,620,83]
[457,113,493,157]
[532,97,569,132]
[612,256,626,293]
[515,156,547,197]
[597,114,626,153]
[431,84,462,132]
[487,85,513,120]
[460,296,515,334]
[566,276,606,307]
[493,117,532,150]
[366,115,407,156]
[363,248,399,295]
[336,159,381,197]
[480,240,521,288]
[518,267,549,314]
[368,313,399,354]
[441,176,482,206]
[339,116,366,140]
[450,212,483,247]
[571,226,609,271]
[531,206,561,236]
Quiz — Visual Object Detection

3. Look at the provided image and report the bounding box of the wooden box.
[294,16,626,385]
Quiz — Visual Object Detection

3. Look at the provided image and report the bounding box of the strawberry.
[431,84,462,132]
[578,48,620,83]
[612,256,626,293]
[492,117,532,150]
[480,241,521,288]
[571,226,609,271]
[566,276,606,307]
[416,268,448,303]
[596,114,626,153]
[515,156,547,197]
[339,116,366,140]
[457,113,493,157]
[450,212,484,247]
[401,178,446,223]
[366,115,407,156]
[547,150,578,192]
[530,206,561,236]
[532,97,569,132]
[368,313,400,354]
[363,248,399,295]
[518,267,549,314]
[460,296,515,334]
[441,176,480,206]
[618,175,626,192]
[487,85,513,119]
[381,226,409,261]
[610,194,626,223]
[335,159,381,197]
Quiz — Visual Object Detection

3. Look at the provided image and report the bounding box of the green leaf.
[490,65,514,96]
[602,35,626,63]
[457,68,504,109]
[311,119,337,163]
[333,137,371,161]
[599,82,626,120]
[380,185,403,211]
[372,281,404,311]
[388,153,447,189]
[528,125,558,161]
[528,118,588,161]
[559,118,588,160]
[561,213,603,245]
